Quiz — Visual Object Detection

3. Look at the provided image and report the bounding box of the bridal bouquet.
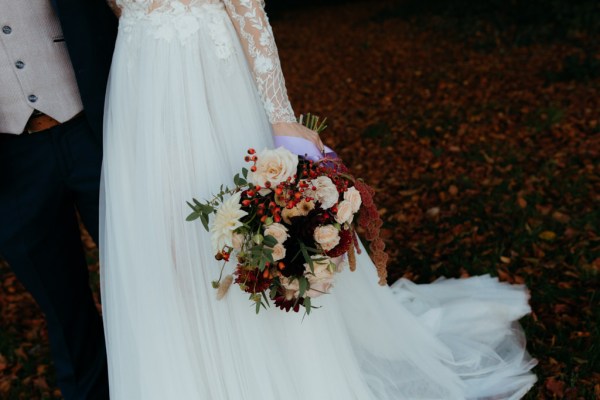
[187,116,388,314]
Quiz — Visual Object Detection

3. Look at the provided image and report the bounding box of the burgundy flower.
[326,228,353,258]
[274,295,304,312]
[234,267,271,294]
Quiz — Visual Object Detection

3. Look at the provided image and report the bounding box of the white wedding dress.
[100,1,537,399]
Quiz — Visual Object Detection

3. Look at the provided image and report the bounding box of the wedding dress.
[100,1,537,398]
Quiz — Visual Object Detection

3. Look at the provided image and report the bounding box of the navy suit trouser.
[0,114,109,400]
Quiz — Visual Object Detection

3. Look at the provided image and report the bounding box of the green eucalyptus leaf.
[298,276,308,297]
[204,205,215,214]
[262,291,271,307]
[263,235,277,247]
[186,212,199,222]
[200,213,209,231]
[299,242,314,273]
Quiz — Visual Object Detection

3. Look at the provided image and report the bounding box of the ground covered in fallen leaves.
[1,0,598,398]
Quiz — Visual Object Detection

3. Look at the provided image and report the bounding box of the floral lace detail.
[117,0,233,59]
[222,0,296,123]
[206,11,234,59]
[116,0,296,122]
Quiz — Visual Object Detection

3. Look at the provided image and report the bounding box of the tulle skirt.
[100,5,536,399]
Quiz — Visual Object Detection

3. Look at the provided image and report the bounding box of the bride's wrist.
[271,121,296,136]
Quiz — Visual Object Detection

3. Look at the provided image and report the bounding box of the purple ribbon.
[273,136,337,161]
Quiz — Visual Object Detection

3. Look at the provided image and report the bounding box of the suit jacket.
[51,0,118,142]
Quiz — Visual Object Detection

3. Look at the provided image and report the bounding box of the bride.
[100,0,537,399]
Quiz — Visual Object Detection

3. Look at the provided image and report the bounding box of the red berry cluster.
[243,148,284,223]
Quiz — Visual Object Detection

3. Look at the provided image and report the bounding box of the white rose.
[305,176,339,210]
[264,223,289,244]
[281,206,303,224]
[210,192,248,253]
[271,243,286,261]
[279,276,300,300]
[248,147,298,187]
[281,199,316,224]
[313,225,340,251]
[344,186,362,213]
[335,200,354,224]
[305,256,335,298]
[231,233,245,251]
[296,199,315,215]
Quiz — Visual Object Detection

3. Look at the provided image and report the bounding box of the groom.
[0,0,117,399]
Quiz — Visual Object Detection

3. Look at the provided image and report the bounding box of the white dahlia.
[210,192,248,253]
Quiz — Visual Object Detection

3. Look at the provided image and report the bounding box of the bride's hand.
[272,122,325,153]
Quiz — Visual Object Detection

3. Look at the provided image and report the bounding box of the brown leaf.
[545,377,566,397]
[33,376,50,390]
[539,230,557,241]
[552,211,571,224]
[14,346,28,361]
[426,207,440,218]
[0,354,6,373]
[0,379,11,394]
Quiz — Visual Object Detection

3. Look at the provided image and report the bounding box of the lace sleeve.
[223,0,296,124]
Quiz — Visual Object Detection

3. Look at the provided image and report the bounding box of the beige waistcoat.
[0,0,83,134]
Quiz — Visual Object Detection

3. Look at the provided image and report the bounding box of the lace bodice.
[113,0,296,124]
